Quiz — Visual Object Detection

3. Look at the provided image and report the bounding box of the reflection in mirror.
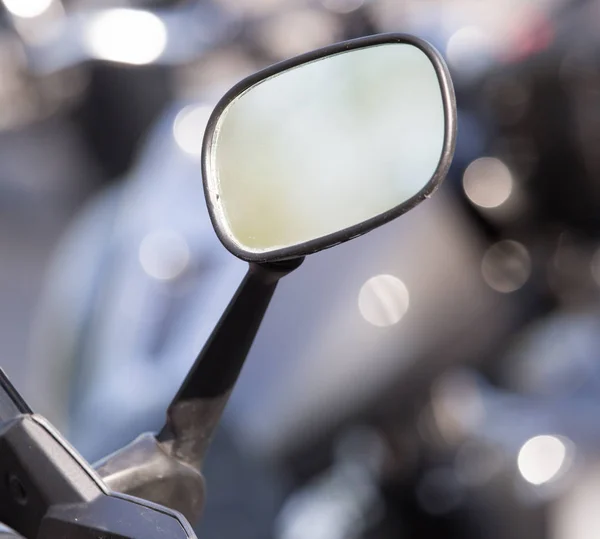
[206,42,447,256]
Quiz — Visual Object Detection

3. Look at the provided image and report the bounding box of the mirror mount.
[157,257,304,465]
[95,258,304,521]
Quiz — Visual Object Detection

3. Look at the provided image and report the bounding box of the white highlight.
[463,157,513,209]
[518,435,569,486]
[3,0,52,18]
[358,274,409,327]
[84,9,167,65]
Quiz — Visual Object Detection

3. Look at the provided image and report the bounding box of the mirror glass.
[205,42,447,256]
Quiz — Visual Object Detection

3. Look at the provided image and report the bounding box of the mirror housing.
[202,33,456,263]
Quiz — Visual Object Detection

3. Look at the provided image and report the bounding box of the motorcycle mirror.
[202,33,456,263]
[92,35,456,523]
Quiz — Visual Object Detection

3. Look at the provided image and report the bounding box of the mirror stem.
[157,257,304,468]
[96,258,303,521]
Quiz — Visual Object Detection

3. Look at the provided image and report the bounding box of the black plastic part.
[0,375,196,539]
[0,414,197,539]
[0,416,100,538]
[202,32,457,264]
[158,259,303,468]
[95,432,205,524]
[40,493,193,539]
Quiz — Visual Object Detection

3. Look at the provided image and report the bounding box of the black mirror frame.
[201,32,457,263]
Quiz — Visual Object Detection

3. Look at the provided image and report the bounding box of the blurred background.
[3,0,600,538]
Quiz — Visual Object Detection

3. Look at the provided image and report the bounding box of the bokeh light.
[139,230,190,281]
[518,435,571,486]
[463,157,513,209]
[358,274,409,327]
[446,26,492,74]
[84,9,167,65]
[482,240,531,293]
[173,105,213,158]
[3,0,53,18]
